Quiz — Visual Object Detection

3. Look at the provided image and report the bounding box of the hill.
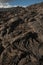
[0,2,43,65]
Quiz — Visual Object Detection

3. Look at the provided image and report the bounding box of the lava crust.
[0,2,43,65]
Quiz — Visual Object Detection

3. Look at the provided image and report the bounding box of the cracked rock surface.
[0,2,43,65]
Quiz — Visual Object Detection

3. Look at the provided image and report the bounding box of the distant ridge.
[0,2,43,11]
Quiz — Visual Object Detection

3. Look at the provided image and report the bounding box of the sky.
[0,0,43,8]
[10,0,43,6]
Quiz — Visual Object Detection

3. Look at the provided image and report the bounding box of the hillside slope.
[0,2,43,65]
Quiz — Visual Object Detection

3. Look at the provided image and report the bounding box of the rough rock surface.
[0,2,43,65]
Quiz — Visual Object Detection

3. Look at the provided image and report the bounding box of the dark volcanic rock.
[0,2,43,65]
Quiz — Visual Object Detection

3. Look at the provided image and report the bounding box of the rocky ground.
[0,2,43,65]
